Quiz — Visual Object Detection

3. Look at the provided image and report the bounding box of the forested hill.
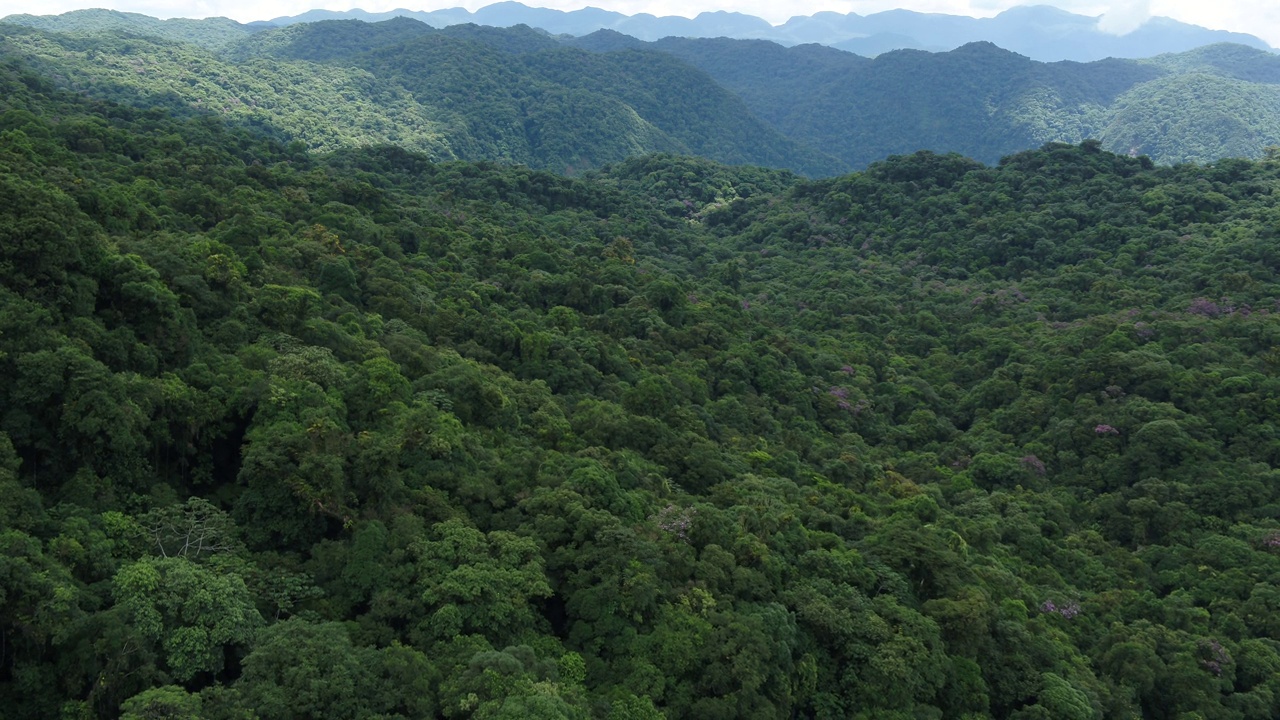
[0,19,843,176]
[3,16,1280,175]
[0,8,261,49]
[568,34,1280,168]
[9,4,1272,61]
[5,50,1280,720]
[263,3,1276,62]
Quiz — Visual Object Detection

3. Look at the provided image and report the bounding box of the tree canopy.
[2,51,1280,720]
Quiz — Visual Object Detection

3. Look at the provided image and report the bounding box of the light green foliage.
[139,497,241,560]
[112,557,262,681]
[2,9,259,49]
[0,20,840,175]
[120,685,203,720]
[1101,73,1280,165]
[0,27,453,157]
[418,519,553,641]
[439,645,589,720]
[1035,672,1097,720]
[5,20,1280,174]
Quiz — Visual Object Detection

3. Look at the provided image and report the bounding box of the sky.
[1,0,1277,47]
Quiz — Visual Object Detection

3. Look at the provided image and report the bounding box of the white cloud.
[1097,0,1150,35]
[1154,1,1280,46]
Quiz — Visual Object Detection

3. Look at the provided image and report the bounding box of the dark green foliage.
[5,51,1280,720]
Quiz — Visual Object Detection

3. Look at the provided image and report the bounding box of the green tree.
[418,519,553,642]
[111,556,262,682]
[235,618,437,720]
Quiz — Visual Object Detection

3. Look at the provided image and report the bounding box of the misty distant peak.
[5,2,1275,62]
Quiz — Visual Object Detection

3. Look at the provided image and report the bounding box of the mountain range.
[0,18,845,175]
[3,3,1276,62]
[3,12,1279,173]
[269,2,1277,62]
[568,33,1280,169]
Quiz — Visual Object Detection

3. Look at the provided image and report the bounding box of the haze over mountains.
[268,2,1276,63]
[3,2,1276,62]
[569,34,1280,169]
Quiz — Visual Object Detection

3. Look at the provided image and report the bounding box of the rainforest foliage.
[2,54,1280,720]
[0,19,842,177]
[568,35,1280,169]
[4,15,1280,175]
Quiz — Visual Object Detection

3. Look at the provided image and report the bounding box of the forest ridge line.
[4,2,1278,61]
[3,12,1280,172]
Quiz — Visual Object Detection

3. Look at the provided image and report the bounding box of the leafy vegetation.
[0,24,457,158]
[1100,73,1280,164]
[577,36,1280,169]
[9,15,1280,174]
[0,8,260,49]
[0,19,842,176]
[3,48,1280,720]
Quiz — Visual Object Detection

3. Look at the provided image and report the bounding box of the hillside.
[245,1,1276,62]
[6,16,1280,173]
[3,53,1280,720]
[0,8,261,48]
[570,36,1280,167]
[1100,73,1280,163]
[0,20,842,176]
[0,23,459,159]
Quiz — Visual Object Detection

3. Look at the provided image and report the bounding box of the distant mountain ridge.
[0,8,259,48]
[0,18,843,175]
[255,2,1275,62]
[2,13,1279,172]
[3,3,1272,61]
[563,33,1280,168]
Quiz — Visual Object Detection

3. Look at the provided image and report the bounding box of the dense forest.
[3,35,1280,720]
[0,18,843,177]
[3,14,1280,174]
[567,35,1280,169]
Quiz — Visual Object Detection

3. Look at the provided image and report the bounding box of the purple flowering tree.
[1020,455,1046,476]
[1187,298,1222,317]
[1040,599,1081,619]
[652,504,696,542]
[1198,639,1231,676]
